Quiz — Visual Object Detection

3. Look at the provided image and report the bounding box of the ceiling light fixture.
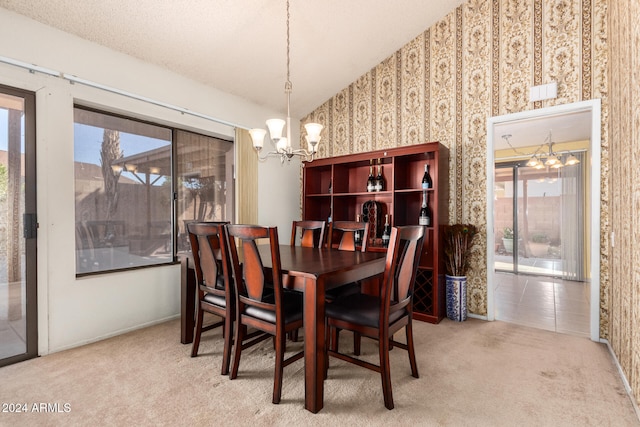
[249,0,323,164]
[502,132,580,169]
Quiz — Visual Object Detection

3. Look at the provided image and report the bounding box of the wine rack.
[302,142,449,323]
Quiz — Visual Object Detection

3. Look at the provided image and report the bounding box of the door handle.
[23,213,38,239]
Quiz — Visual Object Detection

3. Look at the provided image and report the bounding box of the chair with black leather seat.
[187,221,234,375]
[291,220,326,248]
[226,224,304,404]
[325,225,425,410]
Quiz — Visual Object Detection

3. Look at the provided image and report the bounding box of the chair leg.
[379,334,394,410]
[353,332,361,355]
[221,317,233,375]
[273,331,286,404]
[406,320,419,378]
[230,322,245,380]
[288,328,299,342]
[190,304,204,357]
[330,327,340,352]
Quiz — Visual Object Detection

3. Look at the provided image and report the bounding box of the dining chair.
[327,220,369,252]
[325,220,372,353]
[226,224,305,404]
[288,220,326,342]
[325,225,425,410]
[186,221,234,375]
[326,221,370,298]
[291,220,326,248]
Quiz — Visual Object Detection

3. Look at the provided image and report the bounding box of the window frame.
[73,104,234,277]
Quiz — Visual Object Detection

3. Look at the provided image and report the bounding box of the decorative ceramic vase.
[445,274,467,322]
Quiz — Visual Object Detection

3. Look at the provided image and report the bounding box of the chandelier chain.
[285,0,291,92]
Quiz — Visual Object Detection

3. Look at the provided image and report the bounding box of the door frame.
[0,84,37,366]
[486,99,601,342]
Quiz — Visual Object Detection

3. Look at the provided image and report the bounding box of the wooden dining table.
[180,244,386,413]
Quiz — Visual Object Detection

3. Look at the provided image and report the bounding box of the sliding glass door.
[0,85,37,366]
[494,159,584,278]
[495,163,563,276]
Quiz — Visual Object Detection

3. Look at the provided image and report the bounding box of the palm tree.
[100,129,123,243]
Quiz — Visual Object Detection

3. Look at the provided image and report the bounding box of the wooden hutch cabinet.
[302,142,449,323]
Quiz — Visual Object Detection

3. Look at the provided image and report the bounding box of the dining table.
[180,244,386,413]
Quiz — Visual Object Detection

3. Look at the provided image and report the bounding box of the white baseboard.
[43,314,180,355]
[468,313,488,321]
[601,338,640,422]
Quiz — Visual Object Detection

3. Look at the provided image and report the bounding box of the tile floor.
[0,281,26,361]
[494,271,590,338]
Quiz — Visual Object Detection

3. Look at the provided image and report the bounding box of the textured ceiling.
[0,0,465,118]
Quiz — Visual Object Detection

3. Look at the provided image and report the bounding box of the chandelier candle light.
[502,132,580,170]
[249,0,323,163]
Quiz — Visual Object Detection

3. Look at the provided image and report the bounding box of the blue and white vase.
[445,274,467,322]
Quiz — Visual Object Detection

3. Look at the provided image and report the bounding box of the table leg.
[303,277,325,413]
[180,256,195,344]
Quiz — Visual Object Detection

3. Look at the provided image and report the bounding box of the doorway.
[486,100,601,342]
[0,85,37,366]
[493,157,590,337]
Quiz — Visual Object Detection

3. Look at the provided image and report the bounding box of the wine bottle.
[355,213,362,245]
[367,160,375,192]
[419,191,431,226]
[421,163,433,189]
[382,214,391,247]
[375,161,385,191]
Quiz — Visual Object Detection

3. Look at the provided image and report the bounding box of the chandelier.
[502,132,580,170]
[249,0,323,164]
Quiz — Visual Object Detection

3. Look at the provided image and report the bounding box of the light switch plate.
[529,82,558,102]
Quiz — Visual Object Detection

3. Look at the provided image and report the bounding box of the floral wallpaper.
[303,0,640,410]
[302,0,607,319]
[608,0,640,407]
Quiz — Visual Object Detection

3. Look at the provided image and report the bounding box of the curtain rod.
[0,55,249,130]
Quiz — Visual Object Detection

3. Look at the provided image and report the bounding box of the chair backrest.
[187,222,232,300]
[291,220,326,248]
[226,225,283,314]
[380,226,426,325]
[328,220,370,252]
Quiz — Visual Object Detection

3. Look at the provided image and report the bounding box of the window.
[175,129,234,252]
[74,107,234,274]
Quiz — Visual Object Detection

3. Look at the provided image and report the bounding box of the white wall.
[0,9,300,354]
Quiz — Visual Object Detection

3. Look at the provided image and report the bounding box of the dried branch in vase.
[443,224,478,277]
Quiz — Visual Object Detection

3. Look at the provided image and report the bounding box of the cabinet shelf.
[333,191,392,197]
[302,142,450,323]
[394,188,435,194]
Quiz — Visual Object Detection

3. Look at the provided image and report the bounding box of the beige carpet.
[0,317,638,426]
